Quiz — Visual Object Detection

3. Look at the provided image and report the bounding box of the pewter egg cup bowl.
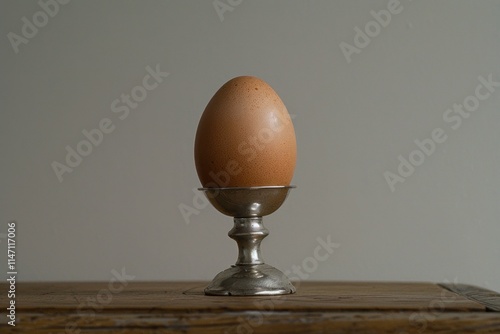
[198,186,296,296]
[199,186,295,218]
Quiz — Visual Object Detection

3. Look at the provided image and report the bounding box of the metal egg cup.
[199,186,296,296]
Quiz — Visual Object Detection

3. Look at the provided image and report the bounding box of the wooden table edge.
[440,283,500,312]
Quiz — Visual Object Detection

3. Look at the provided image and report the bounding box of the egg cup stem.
[230,217,267,265]
[199,186,296,296]
[205,216,296,296]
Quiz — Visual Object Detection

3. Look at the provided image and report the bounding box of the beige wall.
[1,0,499,292]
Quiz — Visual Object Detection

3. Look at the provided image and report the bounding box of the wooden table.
[1,282,500,333]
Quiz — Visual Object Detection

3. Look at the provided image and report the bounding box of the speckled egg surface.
[194,76,296,187]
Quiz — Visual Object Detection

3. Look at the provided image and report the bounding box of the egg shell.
[194,76,296,187]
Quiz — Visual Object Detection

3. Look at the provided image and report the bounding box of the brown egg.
[194,76,296,188]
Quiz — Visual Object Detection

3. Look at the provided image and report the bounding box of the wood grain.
[440,283,500,312]
[1,281,499,333]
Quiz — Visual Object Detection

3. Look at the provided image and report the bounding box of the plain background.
[1,1,499,293]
